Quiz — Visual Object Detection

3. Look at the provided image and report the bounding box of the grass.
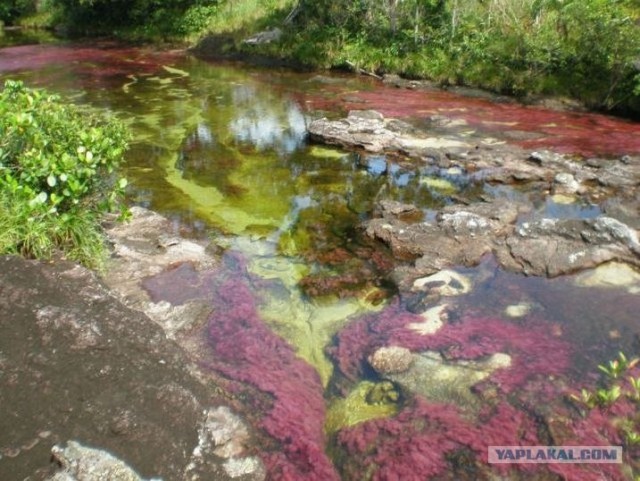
[204,0,294,36]
[0,193,107,269]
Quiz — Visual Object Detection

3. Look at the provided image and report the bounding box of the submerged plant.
[629,377,640,403]
[595,385,622,407]
[598,352,639,379]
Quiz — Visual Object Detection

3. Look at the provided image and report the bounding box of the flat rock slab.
[308,110,470,155]
[0,255,263,481]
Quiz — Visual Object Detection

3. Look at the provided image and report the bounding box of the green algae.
[325,381,399,434]
[253,260,379,386]
[308,145,349,159]
[162,65,189,77]
[419,176,459,195]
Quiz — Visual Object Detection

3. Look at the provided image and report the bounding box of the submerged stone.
[419,176,458,195]
[368,346,415,375]
[504,302,534,318]
[413,270,472,296]
[574,262,640,293]
[372,350,511,410]
[407,304,449,335]
[308,145,349,159]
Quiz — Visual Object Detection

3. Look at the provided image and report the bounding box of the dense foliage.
[286,0,640,114]
[0,0,38,24]
[51,0,220,37]
[0,80,129,267]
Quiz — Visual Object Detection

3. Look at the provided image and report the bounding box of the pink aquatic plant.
[337,395,629,480]
[337,398,543,480]
[207,272,340,481]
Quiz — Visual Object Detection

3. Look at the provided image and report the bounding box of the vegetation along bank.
[3,0,640,117]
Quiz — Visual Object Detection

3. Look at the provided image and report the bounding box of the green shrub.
[0,80,130,268]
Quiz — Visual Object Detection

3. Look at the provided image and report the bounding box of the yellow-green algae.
[308,145,349,159]
[241,239,382,386]
[325,381,399,434]
[419,176,459,195]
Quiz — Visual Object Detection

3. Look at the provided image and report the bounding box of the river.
[2,30,640,480]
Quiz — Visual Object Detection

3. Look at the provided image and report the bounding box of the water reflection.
[228,84,307,154]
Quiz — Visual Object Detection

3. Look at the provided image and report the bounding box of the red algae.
[337,395,629,480]
[0,42,182,89]
[337,398,543,480]
[207,273,340,481]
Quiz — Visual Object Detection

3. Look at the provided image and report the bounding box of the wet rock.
[49,441,147,481]
[413,270,472,296]
[308,110,470,156]
[364,199,519,290]
[552,173,580,195]
[104,207,217,339]
[407,304,449,335]
[375,199,422,219]
[368,346,415,375]
[325,381,399,435]
[504,302,535,318]
[185,407,265,481]
[0,255,259,481]
[498,216,640,277]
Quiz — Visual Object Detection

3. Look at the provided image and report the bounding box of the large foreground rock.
[0,255,263,481]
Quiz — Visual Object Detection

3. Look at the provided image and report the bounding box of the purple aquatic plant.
[337,396,629,480]
[207,274,340,481]
[337,398,549,480]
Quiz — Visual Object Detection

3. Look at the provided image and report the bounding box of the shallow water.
[2,37,640,479]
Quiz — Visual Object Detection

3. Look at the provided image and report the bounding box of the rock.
[375,200,422,219]
[364,200,519,291]
[368,346,415,375]
[243,28,282,45]
[49,441,147,481]
[0,256,260,481]
[308,110,470,156]
[103,207,217,339]
[498,216,640,277]
[407,304,449,335]
[325,381,398,435]
[504,302,534,318]
[552,173,580,195]
[413,270,472,296]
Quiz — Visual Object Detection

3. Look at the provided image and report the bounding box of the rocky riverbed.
[309,109,640,293]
